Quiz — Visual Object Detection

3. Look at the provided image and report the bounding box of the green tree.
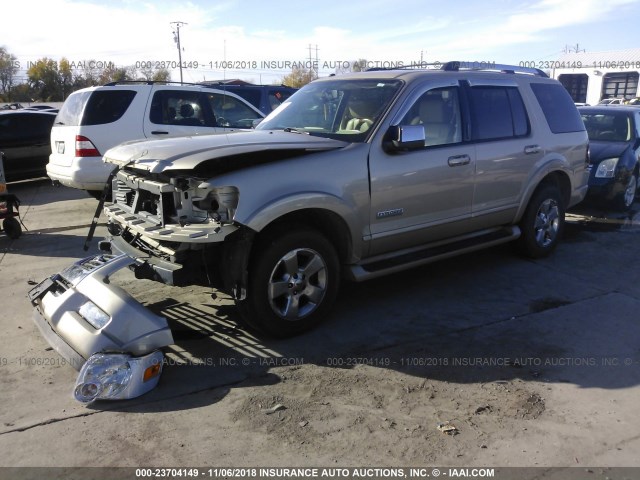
[335,59,368,75]
[282,66,315,88]
[151,68,171,82]
[10,83,34,102]
[59,58,74,100]
[76,60,103,88]
[99,65,136,84]
[0,46,19,99]
[27,57,62,101]
[352,59,368,72]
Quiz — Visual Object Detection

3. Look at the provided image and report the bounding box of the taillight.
[75,135,101,157]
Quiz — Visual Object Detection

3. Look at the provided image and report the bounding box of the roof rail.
[103,80,202,87]
[366,62,444,72]
[441,61,548,78]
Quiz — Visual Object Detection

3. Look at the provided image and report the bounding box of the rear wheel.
[237,227,340,337]
[517,184,564,258]
[3,217,21,239]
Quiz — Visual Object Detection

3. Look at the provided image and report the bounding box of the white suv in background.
[47,82,265,197]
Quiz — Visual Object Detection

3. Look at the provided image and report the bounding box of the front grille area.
[112,173,173,225]
[106,169,231,244]
[60,254,118,286]
[114,180,135,208]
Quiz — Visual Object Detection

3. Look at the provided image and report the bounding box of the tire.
[3,217,21,239]
[516,184,564,258]
[237,227,340,337]
[614,172,637,211]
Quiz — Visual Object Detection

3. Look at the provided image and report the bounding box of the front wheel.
[516,185,564,258]
[614,172,637,211]
[237,227,340,337]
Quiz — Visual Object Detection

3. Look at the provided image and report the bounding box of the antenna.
[170,21,188,84]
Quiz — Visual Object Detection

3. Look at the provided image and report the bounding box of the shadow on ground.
[92,208,640,413]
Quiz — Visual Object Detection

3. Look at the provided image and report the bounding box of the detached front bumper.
[29,253,174,371]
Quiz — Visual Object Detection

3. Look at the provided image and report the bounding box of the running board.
[348,226,521,282]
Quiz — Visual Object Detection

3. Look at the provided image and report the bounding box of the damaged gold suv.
[30,63,589,402]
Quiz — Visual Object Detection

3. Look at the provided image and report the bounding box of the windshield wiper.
[283,127,309,134]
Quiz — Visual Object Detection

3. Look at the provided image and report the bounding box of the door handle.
[448,154,471,166]
[524,145,541,154]
[151,131,169,135]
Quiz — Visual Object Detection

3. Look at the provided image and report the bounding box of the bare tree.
[0,46,19,99]
[138,65,171,83]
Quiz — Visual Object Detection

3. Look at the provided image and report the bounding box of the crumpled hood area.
[103,130,348,173]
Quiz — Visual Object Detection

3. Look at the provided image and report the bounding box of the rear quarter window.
[530,83,585,134]
[81,90,137,126]
[54,90,92,126]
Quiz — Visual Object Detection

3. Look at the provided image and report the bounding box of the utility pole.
[563,43,585,54]
[308,44,318,79]
[171,21,187,84]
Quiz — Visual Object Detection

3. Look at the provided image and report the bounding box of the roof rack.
[103,80,293,89]
[103,80,203,87]
[366,61,548,78]
[366,63,442,72]
[441,61,548,78]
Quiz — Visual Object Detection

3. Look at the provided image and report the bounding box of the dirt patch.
[506,391,546,419]
[227,363,547,464]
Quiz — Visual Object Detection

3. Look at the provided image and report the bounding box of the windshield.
[581,112,632,142]
[256,79,402,141]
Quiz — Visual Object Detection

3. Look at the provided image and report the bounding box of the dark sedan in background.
[0,109,56,182]
[579,106,640,211]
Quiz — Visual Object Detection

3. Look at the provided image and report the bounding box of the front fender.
[237,192,367,261]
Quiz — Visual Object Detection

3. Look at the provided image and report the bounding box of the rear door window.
[149,90,213,126]
[468,86,530,141]
[530,83,585,133]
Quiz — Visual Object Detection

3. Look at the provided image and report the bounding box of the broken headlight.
[194,186,239,223]
[74,351,164,404]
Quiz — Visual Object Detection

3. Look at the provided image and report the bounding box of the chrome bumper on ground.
[28,253,174,371]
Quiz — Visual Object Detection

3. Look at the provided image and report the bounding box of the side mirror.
[384,125,425,152]
[633,137,640,150]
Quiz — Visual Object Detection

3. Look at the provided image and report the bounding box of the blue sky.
[4,0,640,83]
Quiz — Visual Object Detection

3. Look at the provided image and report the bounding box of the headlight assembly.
[595,157,619,178]
[74,351,164,404]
